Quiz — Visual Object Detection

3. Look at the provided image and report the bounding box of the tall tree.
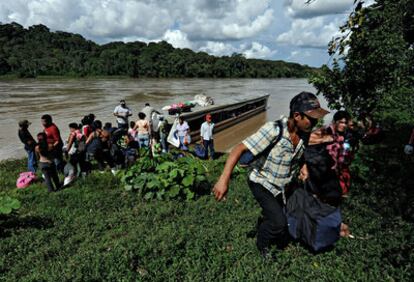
[310,0,414,126]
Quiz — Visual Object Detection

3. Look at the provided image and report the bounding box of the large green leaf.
[156,161,176,172]
[0,196,21,215]
[168,185,181,197]
[0,206,12,214]
[143,192,154,200]
[169,169,178,179]
[124,184,133,191]
[195,175,206,183]
[156,190,165,200]
[147,178,161,189]
[185,190,195,200]
[182,175,194,187]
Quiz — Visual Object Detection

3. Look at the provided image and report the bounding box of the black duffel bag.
[286,182,342,252]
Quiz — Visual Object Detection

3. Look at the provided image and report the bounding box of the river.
[0,78,329,160]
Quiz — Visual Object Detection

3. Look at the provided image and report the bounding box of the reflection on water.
[0,78,323,160]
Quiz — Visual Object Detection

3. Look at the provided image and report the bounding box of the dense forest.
[311,0,414,220]
[0,22,316,78]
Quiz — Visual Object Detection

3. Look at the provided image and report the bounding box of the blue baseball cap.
[290,91,329,119]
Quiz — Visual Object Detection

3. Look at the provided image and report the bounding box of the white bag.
[167,118,180,148]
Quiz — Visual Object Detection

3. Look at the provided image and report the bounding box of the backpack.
[76,135,87,153]
[238,120,283,167]
[194,144,205,158]
[64,130,86,155]
[304,143,342,205]
[16,172,37,189]
[286,182,342,252]
[86,131,102,154]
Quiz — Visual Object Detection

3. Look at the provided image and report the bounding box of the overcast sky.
[0,0,363,67]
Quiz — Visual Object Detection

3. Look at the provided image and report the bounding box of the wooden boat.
[164,94,269,142]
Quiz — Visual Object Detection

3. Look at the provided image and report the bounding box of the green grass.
[0,153,413,281]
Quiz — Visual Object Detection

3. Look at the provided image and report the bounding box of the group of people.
[213,91,377,258]
[18,115,66,192]
[19,91,381,257]
[18,100,216,192]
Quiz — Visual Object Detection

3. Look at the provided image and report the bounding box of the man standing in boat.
[213,92,329,258]
[200,113,215,160]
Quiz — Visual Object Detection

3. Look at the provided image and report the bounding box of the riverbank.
[0,77,318,161]
[1,145,413,280]
[0,75,315,81]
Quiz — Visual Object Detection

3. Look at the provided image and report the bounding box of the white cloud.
[288,50,311,59]
[71,1,173,39]
[0,0,274,42]
[243,42,277,59]
[276,17,342,48]
[0,0,348,66]
[221,9,274,39]
[199,41,238,57]
[284,0,354,19]
[179,0,274,40]
[162,29,192,49]
[197,41,277,59]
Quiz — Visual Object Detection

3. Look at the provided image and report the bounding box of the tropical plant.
[120,152,211,200]
[0,196,21,215]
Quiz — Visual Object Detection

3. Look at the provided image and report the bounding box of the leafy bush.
[120,153,210,200]
[0,196,20,215]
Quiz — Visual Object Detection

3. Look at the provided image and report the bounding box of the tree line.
[0,22,316,78]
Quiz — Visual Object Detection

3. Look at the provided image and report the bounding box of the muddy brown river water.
[0,78,331,160]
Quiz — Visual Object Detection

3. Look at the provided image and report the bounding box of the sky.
[0,0,365,67]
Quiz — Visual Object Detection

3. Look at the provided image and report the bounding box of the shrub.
[120,152,210,200]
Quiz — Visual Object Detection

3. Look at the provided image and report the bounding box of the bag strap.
[259,119,284,157]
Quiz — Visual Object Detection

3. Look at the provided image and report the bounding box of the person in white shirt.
[200,113,215,159]
[141,103,155,122]
[175,116,190,151]
[113,99,132,129]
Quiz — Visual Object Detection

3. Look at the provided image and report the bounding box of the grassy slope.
[0,154,413,281]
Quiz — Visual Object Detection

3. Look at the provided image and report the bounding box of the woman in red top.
[41,114,64,173]
[81,115,93,138]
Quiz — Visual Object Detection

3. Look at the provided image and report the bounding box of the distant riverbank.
[1,22,317,79]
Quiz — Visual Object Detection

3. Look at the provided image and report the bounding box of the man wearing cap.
[18,120,37,172]
[213,91,329,258]
[114,100,132,129]
[200,113,215,159]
